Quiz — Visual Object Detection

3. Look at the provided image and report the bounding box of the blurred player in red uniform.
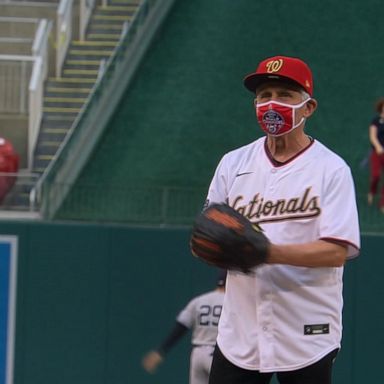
[0,138,19,203]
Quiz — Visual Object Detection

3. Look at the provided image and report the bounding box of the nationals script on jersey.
[206,137,360,372]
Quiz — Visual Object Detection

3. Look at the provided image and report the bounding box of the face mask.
[255,99,309,136]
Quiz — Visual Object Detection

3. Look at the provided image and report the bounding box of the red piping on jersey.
[264,136,315,167]
[319,237,360,253]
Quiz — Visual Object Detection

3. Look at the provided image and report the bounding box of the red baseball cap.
[243,55,313,96]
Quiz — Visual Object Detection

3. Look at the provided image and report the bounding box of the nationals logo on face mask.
[255,99,309,136]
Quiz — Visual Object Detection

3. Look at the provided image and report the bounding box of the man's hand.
[142,350,164,374]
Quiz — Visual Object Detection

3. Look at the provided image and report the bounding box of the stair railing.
[79,0,96,42]
[0,55,33,114]
[56,0,73,78]
[32,0,177,219]
[97,58,106,80]
[0,16,42,115]
[0,16,38,44]
[29,19,52,170]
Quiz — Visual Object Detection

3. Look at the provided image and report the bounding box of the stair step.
[87,33,121,41]
[40,126,70,132]
[39,141,62,146]
[65,59,101,66]
[41,128,70,134]
[42,109,79,115]
[35,148,60,157]
[42,114,77,122]
[44,96,87,103]
[46,94,89,100]
[93,14,134,21]
[97,5,138,11]
[43,107,82,113]
[35,144,61,156]
[63,65,100,73]
[61,75,98,81]
[109,0,142,4]
[62,71,98,78]
[44,103,84,109]
[33,164,52,173]
[47,77,96,84]
[68,49,114,56]
[45,91,90,100]
[95,10,136,17]
[38,132,68,142]
[32,167,46,174]
[33,160,53,169]
[46,86,92,94]
[35,154,55,161]
[48,77,96,82]
[71,40,118,47]
[88,23,124,30]
[44,105,83,112]
[64,63,101,70]
[63,69,99,76]
[87,18,128,26]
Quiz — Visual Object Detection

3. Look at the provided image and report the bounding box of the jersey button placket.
[257,271,275,370]
[267,167,278,194]
[259,299,274,369]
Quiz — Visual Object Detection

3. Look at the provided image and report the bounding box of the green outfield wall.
[0,220,380,384]
[57,0,384,231]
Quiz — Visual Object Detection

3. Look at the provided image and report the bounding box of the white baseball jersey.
[177,289,225,384]
[177,290,224,346]
[206,137,360,373]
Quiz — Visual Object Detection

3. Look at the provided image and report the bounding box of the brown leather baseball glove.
[190,203,270,273]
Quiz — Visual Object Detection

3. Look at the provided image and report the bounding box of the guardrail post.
[56,0,73,78]
[20,61,27,114]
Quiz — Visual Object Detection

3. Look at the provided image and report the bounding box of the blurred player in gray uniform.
[142,270,226,384]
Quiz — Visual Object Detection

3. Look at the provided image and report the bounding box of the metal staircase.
[2,0,177,218]
[0,1,141,211]
[33,1,140,174]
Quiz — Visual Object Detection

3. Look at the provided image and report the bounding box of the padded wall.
[0,220,379,383]
[4,221,215,384]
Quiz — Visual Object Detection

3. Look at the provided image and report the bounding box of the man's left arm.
[267,240,347,268]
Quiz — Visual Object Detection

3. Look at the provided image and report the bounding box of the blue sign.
[0,237,17,384]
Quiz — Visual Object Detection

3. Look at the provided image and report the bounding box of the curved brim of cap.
[243,73,305,94]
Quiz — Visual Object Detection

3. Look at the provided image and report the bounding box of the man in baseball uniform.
[205,56,360,384]
[142,270,226,384]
